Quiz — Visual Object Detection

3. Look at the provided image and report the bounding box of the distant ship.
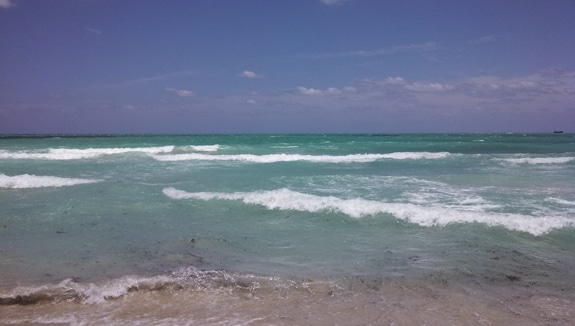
[553,130,564,134]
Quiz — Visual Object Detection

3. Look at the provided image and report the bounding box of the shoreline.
[1,267,574,325]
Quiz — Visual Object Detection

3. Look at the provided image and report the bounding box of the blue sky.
[1,0,574,134]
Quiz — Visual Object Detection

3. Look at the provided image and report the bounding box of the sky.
[1,0,574,134]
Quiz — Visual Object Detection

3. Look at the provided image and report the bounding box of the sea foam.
[188,145,220,152]
[0,146,174,160]
[0,267,278,306]
[546,197,575,206]
[150,152,450,163]
[0,275,176,305]
[0,174,101,189]
[163,187,573,236]
[499,156,575,165]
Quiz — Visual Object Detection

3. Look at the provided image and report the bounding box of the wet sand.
[1,272,574,325]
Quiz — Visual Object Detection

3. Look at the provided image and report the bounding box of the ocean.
[0,133,574,325]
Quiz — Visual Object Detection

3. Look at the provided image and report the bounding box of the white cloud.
[350,72,575,114]
[297,86,356,96]
[238,70,263,78]
[362,77,453,92]
[447,71,575,113]
[461,75,550,96]
[199,70,575,133]
[0,0,14,9]
[383,77,406,85]
[405,82,454,92]
[166,87,196,97]
[297,87,323,95]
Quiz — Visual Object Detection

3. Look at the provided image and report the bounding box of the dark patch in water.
[506,275,521,282]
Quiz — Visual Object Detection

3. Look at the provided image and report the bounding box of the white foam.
[404,191,501,212]
[0,267,274,306]
[0,274,176,305]
[163,187,574,236]
[546,197,575,206]
[0,174,101,189]
[381,152,451,160]
[151,152,450,163]
[189,145,220,152]
[0,146,174,160]
[499,157,575,165]
[77,275,178,305]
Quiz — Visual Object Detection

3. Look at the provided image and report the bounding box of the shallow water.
[1,133,574,324]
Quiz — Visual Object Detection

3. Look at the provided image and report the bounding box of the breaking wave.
[0,173,101,189]
[163,187,574,236]
[150,152,451,163]
[498,156,575,165]
[188,145,220,152]
[0,267,288,306]
[546,197,575,206]
[0,146,175,160]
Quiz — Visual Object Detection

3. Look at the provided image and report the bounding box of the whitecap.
[163,187,574,236]
[188,145,220,152]
[150,152,451,163]
[0,146,174,160]
[0,173,101,189]
[498,157,575,165]
[545,197,575,206]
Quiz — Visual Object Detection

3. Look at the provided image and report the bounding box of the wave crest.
[0,146,175,160]
[499,157,575,165]
[151,152,451,163]
[163,187,574,236]
[0,267,287,306]
[0,174,101,189]
[189,145,220,152]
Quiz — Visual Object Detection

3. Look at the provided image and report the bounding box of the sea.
[0,133,574,325]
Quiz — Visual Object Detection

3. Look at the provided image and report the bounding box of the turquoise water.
[1,134,574,325]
